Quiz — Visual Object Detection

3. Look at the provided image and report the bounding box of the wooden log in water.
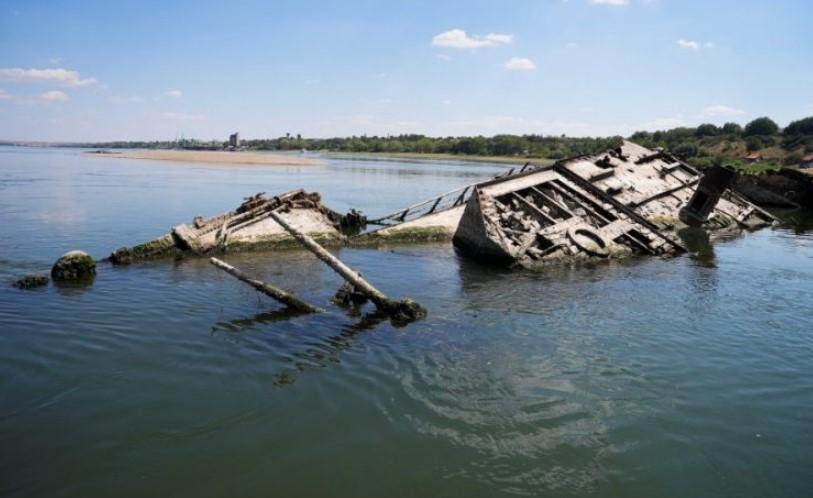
[267,209,426,323]
[210,257,321,313]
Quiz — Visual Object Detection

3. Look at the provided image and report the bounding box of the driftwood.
[210,257,321,313]
[267,209,426,323]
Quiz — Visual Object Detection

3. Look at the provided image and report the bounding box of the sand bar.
[99,149,322,166]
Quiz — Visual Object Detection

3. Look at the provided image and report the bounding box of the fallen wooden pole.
[210,257,321,313]
[267,208,426,323]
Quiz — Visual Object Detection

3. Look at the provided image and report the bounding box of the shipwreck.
[109,189,355,264]
[451,141,776,267]
[107,141,776,269]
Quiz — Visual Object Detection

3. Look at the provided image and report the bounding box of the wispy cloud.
[48,57,62,65]
[40,90,68,102]
[432,29,513,49]
[163,89,183,98]
[677,39,713,50]
[677,39,700,50]
[588,0,630,6]
[504,57,536,71]
[436,54,452,61]
[0,68,98,87]
[702,105,745,117]
[0,89,12,100]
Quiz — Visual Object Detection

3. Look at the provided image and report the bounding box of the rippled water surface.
[1,147,812,497]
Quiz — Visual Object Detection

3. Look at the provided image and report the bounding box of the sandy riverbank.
[97,149,322,166]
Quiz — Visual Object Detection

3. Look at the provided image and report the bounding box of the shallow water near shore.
[2,146,812,498]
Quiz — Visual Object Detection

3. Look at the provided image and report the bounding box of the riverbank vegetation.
[64,115,813,173]
[630,116,813,173]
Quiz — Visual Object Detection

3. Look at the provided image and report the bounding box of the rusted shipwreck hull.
[452,141,776,267]
[109,189,347,264]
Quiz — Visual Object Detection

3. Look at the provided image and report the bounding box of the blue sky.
[1,0,811,141]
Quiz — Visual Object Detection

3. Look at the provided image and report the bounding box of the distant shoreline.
[92,149,323,166]
[324,151,549,165]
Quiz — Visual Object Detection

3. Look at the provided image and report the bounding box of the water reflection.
[52,275,96,295]
[210,308,312,333]
[211,301,411,387]
[678,227,716,268]
[272,311,389,386]
[771,207,813,234]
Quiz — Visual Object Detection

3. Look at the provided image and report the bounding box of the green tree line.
[71,115,813,167]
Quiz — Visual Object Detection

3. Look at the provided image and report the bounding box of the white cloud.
[702,105,745,117]
[436,54,452,61]
[504,57,536,71]
[676,39,700,50]
[432,29,513,49]
[48,57,62,65]
[40,90,68,102]
[164,89,183,98]
[0,89,12,100]
[0,68,98,87]
[589,0,630,6]
[677,39,713,50]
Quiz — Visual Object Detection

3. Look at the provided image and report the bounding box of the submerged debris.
[332,282,369,307]
[210,257,321,313]
[14,274,49,289]
[51,250,96,281]
[268,207,427,324]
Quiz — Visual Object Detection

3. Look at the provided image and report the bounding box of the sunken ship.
[451,141,775,267]
[108,141,776,269]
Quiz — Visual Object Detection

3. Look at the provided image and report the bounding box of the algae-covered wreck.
[452,141,775,267]
[109,189,351,264]
[108,141,776,269]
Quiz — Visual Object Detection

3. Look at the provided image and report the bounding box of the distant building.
[228,132,240,149]
[800,153,813,168]
[743,152,763,163]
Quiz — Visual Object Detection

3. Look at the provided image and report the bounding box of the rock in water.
[51,250,96,281]
[14,274,49,289]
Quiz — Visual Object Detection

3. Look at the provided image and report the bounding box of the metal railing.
[367,162,536,226]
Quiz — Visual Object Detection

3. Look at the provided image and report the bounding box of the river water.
[1,146,812,498]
